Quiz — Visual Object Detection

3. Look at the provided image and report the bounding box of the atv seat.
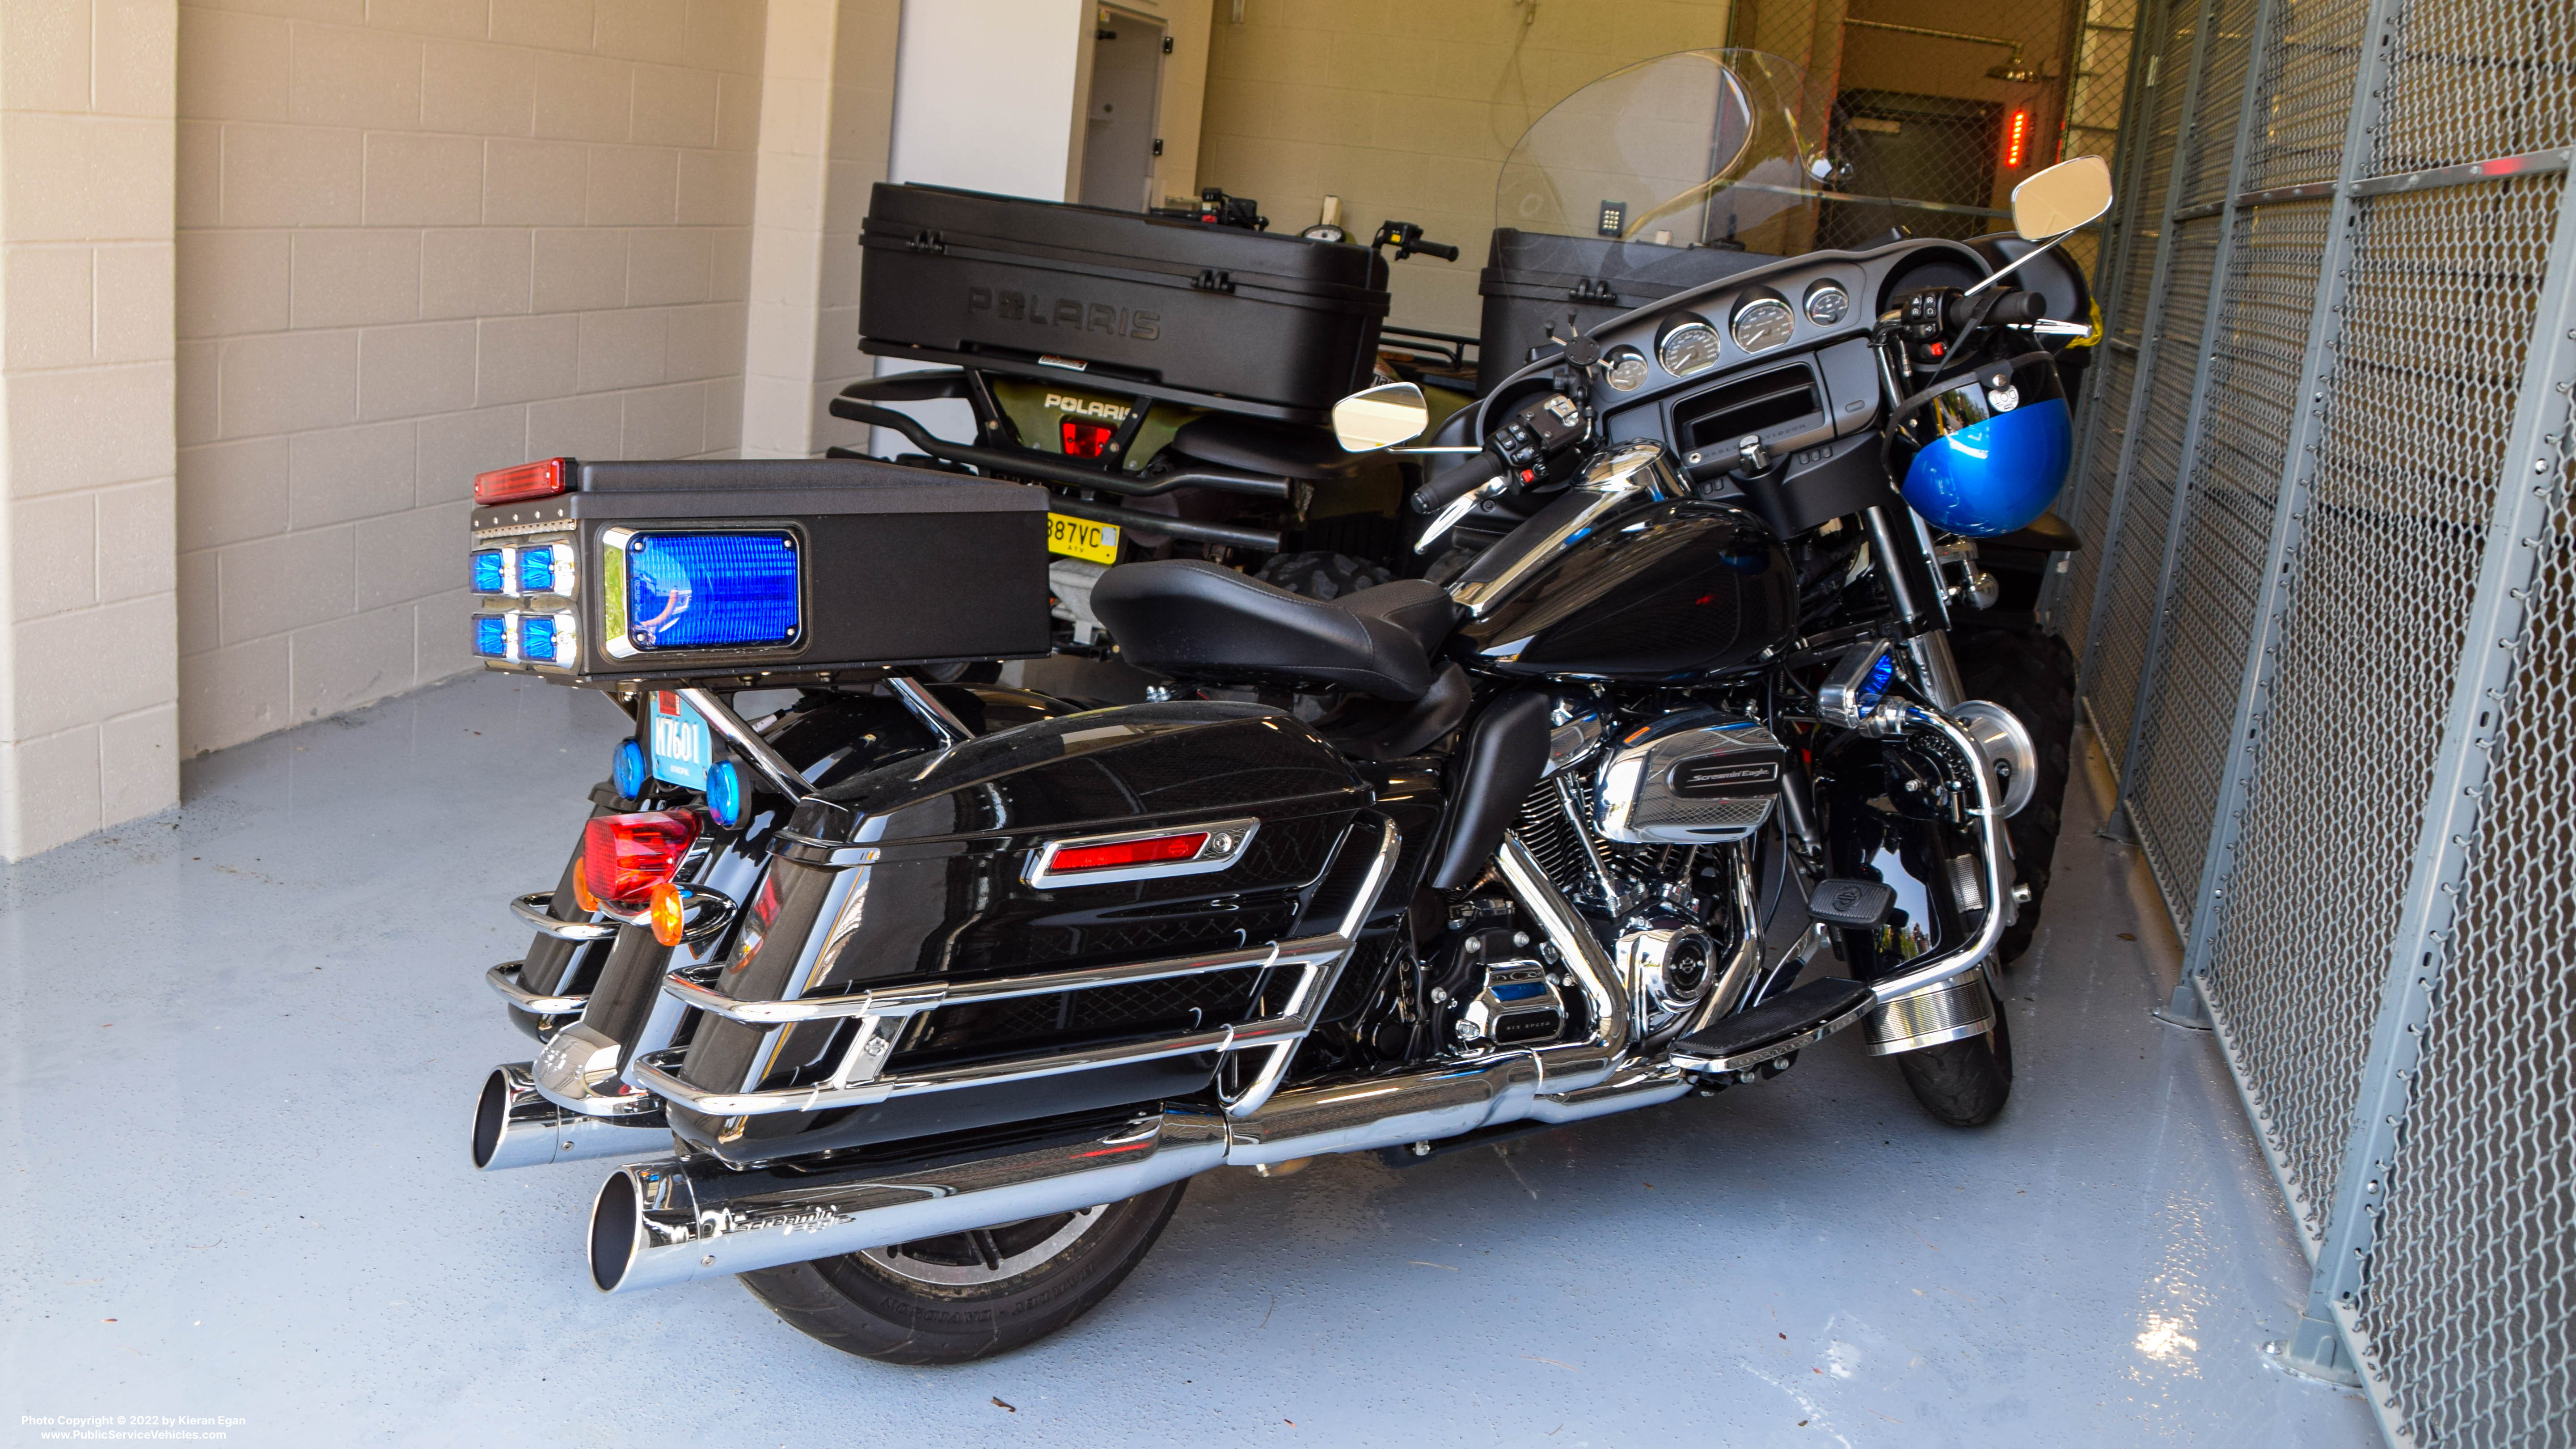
[1092,560,1460,701]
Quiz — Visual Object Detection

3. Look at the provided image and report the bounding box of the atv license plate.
[1047,513,1119,565]
[645,690,712,790]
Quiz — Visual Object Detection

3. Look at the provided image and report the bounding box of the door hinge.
[1162,34,1174,52]
[1152,137,1165,156]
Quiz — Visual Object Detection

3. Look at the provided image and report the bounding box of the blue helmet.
[1897,358,2073,537]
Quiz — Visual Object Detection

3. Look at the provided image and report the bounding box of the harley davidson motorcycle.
[463,52,2109,1364]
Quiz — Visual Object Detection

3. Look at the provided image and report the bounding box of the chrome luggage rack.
[629,819,1401,1122]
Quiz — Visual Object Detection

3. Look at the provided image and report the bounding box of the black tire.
[1422,544,1479,587]
[1896,1005,2014,1127]
[1953,625,2075,964]
[1254,549,1394,600]
[737,1183,1187,1365]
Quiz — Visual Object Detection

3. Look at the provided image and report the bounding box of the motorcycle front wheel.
[1896,1007,2014,1128]
[739,1182,1188,1365]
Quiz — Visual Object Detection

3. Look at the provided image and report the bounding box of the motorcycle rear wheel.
[1896,1006,2014,1127]
[739,1181,1188,1365]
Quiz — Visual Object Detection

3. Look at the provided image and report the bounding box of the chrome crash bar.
[1861,702,2011,1006]
[629,819,1402,1120]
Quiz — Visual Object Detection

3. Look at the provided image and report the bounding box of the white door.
[1077,8,1166,211]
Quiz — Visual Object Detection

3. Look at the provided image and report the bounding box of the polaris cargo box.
[859,183,1390,423]
[1478,229,1778,393]
[468,457,1048,685]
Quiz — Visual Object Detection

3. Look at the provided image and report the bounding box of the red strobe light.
[474,457,574,506]
[1060,418,1117,458]
[1048,831,1210,874]
[581,811,702,908]
[2003,110,2030,170]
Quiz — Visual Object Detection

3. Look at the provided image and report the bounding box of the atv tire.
[1255,550,1394,600]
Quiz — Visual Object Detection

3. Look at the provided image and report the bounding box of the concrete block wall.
[1199,0,1736,334]
[172,0,769,755]
[0,0,183,858]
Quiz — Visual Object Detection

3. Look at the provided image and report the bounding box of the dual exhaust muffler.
[482,1038,1689,1295]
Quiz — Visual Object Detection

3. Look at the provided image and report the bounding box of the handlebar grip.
[1410,452,1506,513]
[1947,290,2048,329]
[1414,240,1461,262]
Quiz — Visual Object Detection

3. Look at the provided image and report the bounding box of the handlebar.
[1410,451,1506,514]
[1410,238,1461,262]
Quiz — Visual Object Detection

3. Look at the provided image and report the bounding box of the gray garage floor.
[2,671,2378,1447]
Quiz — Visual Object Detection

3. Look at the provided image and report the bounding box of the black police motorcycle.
[463,52,2110,1364]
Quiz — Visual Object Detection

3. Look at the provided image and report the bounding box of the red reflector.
[1049,832,1209,874]
[474,457,573,505]
[581,811,702,908]
[1060,418,1116,458]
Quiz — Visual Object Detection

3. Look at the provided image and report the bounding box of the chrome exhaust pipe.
[473,1064,667,1171]
[586,831,1688,1289]
[590,1108,1229,1293]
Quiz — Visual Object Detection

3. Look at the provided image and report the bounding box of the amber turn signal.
[649,882,687,946]
[572,873,601,914]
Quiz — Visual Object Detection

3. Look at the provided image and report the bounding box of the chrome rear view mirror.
[2010,156,2112,240]
[1331,382,1429,452]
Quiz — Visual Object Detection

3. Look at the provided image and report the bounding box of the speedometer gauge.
[1658,321,1722,377]
[1602,346,1650,391]
[1731,297,1796,353]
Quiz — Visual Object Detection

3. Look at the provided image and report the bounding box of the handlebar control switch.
[1493,393,1585,471]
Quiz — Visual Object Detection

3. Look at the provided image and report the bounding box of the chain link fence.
[2043,0,2576,1440]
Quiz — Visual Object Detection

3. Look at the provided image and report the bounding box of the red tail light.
[2003,109,2030,169]
[581,811,702,908]
[1060,418,1116,458]
[474,457,573,505]
[1048,831,1209,874]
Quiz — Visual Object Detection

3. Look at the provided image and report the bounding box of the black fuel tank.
[1451,500,1796,680]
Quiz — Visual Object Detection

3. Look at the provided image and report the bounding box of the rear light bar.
[474,456,574,505]
[582,810,703,908]
[1023,817,1261,888]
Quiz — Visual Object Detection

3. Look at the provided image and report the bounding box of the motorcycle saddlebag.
[1477,228,1778,393]
[656,701,1379,1162]
[468,456,1048,685]
[859,183,1391,423]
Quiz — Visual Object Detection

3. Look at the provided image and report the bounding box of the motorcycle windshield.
[1495,49,1822,256]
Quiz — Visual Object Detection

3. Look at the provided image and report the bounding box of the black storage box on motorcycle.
[468,457,1049,684]
[858,183,1391,423]
[1478,229,1777,393]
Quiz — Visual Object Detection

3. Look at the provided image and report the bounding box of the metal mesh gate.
[2047,0,2576,1440]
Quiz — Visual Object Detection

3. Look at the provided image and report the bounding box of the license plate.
[1047,513,1120,565]
[645,690,713,790]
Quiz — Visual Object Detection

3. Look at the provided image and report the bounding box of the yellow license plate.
[1047,513,1120,564]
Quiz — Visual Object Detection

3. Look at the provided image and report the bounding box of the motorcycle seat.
[1092,560,1461,701]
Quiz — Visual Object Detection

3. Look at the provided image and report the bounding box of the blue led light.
[471,550,506,593]
[613,739,648,798]
[518,546,556,594]
[626,532,799,651]
[1491,980,1549,1002]
[473,614,511,657]
[521,615,558,663]
[706,760,746,828]
[1862,651,1897,699]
